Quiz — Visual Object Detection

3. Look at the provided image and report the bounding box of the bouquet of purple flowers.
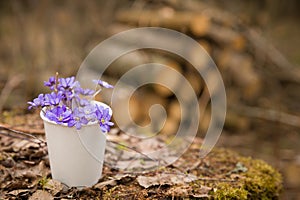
[28,73,114,132]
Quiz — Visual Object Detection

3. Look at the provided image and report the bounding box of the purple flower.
[44,76,56,90]
[45,92,63,106]
[83,104,97,121]
[29,75,114,131]
[93,79,114,89]
[79,98,90,106]
[61,89,75,102]
[68,107,89,129]
[58,77,77,90]
[45,105,73,125]
[95,105,114,132]
[75,87,95,96]
[28,94,45,109]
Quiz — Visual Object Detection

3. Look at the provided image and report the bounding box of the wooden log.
[191,22,246,51]
[87,40,150,78]
[115,10,246,51]
[198,107,211,134]
[101,83,140,129]
[168,100,181,122]
[217,50,261,99]
[137,91,168,125]
[188,44,212,72]
[163,0,239,27]
[190,15,211,36]
[116,9,196,32]
[198,86,210,122]
[116,9,210,37]
[128,94,141,125]
[175,72,203,103]
[153,59,183,97]
[106,23,135,36]
[186,71,203,95]
[208,25,246,51]
[160,115,179,135]
[198,40,212,54]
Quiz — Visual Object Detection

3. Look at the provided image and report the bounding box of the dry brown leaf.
[113,173,136,180]
[116,159,159,171]
[1,157,15,168]
[191,193,210,198]
[22,171,37,180]
[94,179,117,189]
[137,172,197,188]
[8,189,30,196]
[168,186,189,196]
[44,179,65,196]
[29,190,53,200]
[37,160,49,177]
[4,179,29,190]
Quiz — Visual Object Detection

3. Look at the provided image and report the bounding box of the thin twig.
[0,123,46,145]
[104,171,236,182]
[54,72,59,93]
[0,123,45,135]
[0,131,38,143]
[107,140,158,163]
[199,86,210,122]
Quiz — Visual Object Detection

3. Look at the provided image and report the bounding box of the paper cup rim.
[40,101,112,127]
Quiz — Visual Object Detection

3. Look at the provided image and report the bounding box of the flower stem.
[54,72,59,93]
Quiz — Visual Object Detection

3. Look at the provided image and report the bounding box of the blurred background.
[0,0,299,198]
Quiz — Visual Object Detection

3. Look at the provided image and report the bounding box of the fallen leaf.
[44,179,64,195]
[191,194,210,198]
[29,190,53,200]
[8,189,30,196]
[137,172,197,188]
[37,160,49,177]
[22,171,37,180]
[191,185,213,197]
[94,179,117,189]
[4,179,29,190]
[167,186,189,196]
[136,138,164,152]
[116,159,159,171]
[113,173,136,180]
[12,140,31,152]
[1,157,15,168]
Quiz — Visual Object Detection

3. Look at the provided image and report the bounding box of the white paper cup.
[40,101,111,188]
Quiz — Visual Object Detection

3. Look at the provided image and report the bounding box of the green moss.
[214,183,248,200]
[241,158,282,200]
[198,149,282,199]
[102,186,119,200]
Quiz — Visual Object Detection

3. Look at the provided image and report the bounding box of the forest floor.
[0,111,282,199]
